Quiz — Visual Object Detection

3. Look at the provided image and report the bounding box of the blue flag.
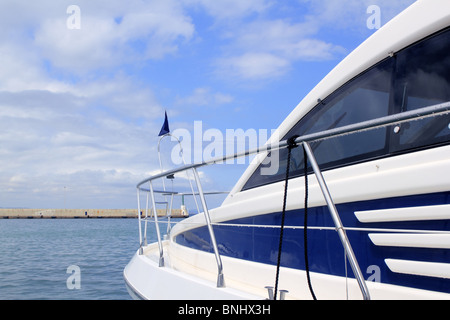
[158,111,170,136]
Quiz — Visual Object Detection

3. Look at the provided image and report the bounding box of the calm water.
[0,218,158,300]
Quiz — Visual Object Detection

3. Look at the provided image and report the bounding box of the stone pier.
[0,208,188,219]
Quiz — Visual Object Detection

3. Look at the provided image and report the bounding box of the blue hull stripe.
[175,192,450,294]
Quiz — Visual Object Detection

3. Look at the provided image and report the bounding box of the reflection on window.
[393,27,450,151]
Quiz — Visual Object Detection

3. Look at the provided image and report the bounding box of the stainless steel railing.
[303,141,370,300]
[136,173,228,287]
[136,101,450,298]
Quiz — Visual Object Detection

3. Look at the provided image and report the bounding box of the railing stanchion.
[192,167,225,288]
[137,188,143,255]
[144,191,149,246]
[303,141,370,300]
[167,193,174,235]
[149,181,165,267]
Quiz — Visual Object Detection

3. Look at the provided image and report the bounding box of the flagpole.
[156,111,201,216]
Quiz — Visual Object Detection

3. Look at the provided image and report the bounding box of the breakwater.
[0,208,188,219]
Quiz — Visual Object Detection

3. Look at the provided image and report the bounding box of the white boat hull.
[124,240,450,300]
[123,242,262,300]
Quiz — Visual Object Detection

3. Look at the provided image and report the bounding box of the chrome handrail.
[137,101,450,188]
[136,101,450,297]
[136,169,228,287]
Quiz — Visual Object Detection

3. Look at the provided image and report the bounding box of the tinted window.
[243,59,393,190]
[243,27,450,191]
[392,28,450,151]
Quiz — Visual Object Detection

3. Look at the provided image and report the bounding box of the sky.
[0,0,416,210]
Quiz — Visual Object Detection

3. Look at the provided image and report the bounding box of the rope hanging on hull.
[303,144,317,300]
[274,136,316,300]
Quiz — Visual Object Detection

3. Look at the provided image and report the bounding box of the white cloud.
[0,43,71,93]
[175,87,234,107]
[73,74,163,120]
[290,39,346,61]
[0,80,164,208]
[218,53,290,80]
[0,1,208,208]
[299,0,416,30]
[32,1,195,74]
[182,0,271,20]
[213,18,345,80]
[233,19,318,52]
[35,17,118,72]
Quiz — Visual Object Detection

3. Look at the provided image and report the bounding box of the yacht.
[124,0,450,300]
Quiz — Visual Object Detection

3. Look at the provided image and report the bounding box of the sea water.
[0,218,161,300]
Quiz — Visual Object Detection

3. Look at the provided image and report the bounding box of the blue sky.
[0,0,415,209]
